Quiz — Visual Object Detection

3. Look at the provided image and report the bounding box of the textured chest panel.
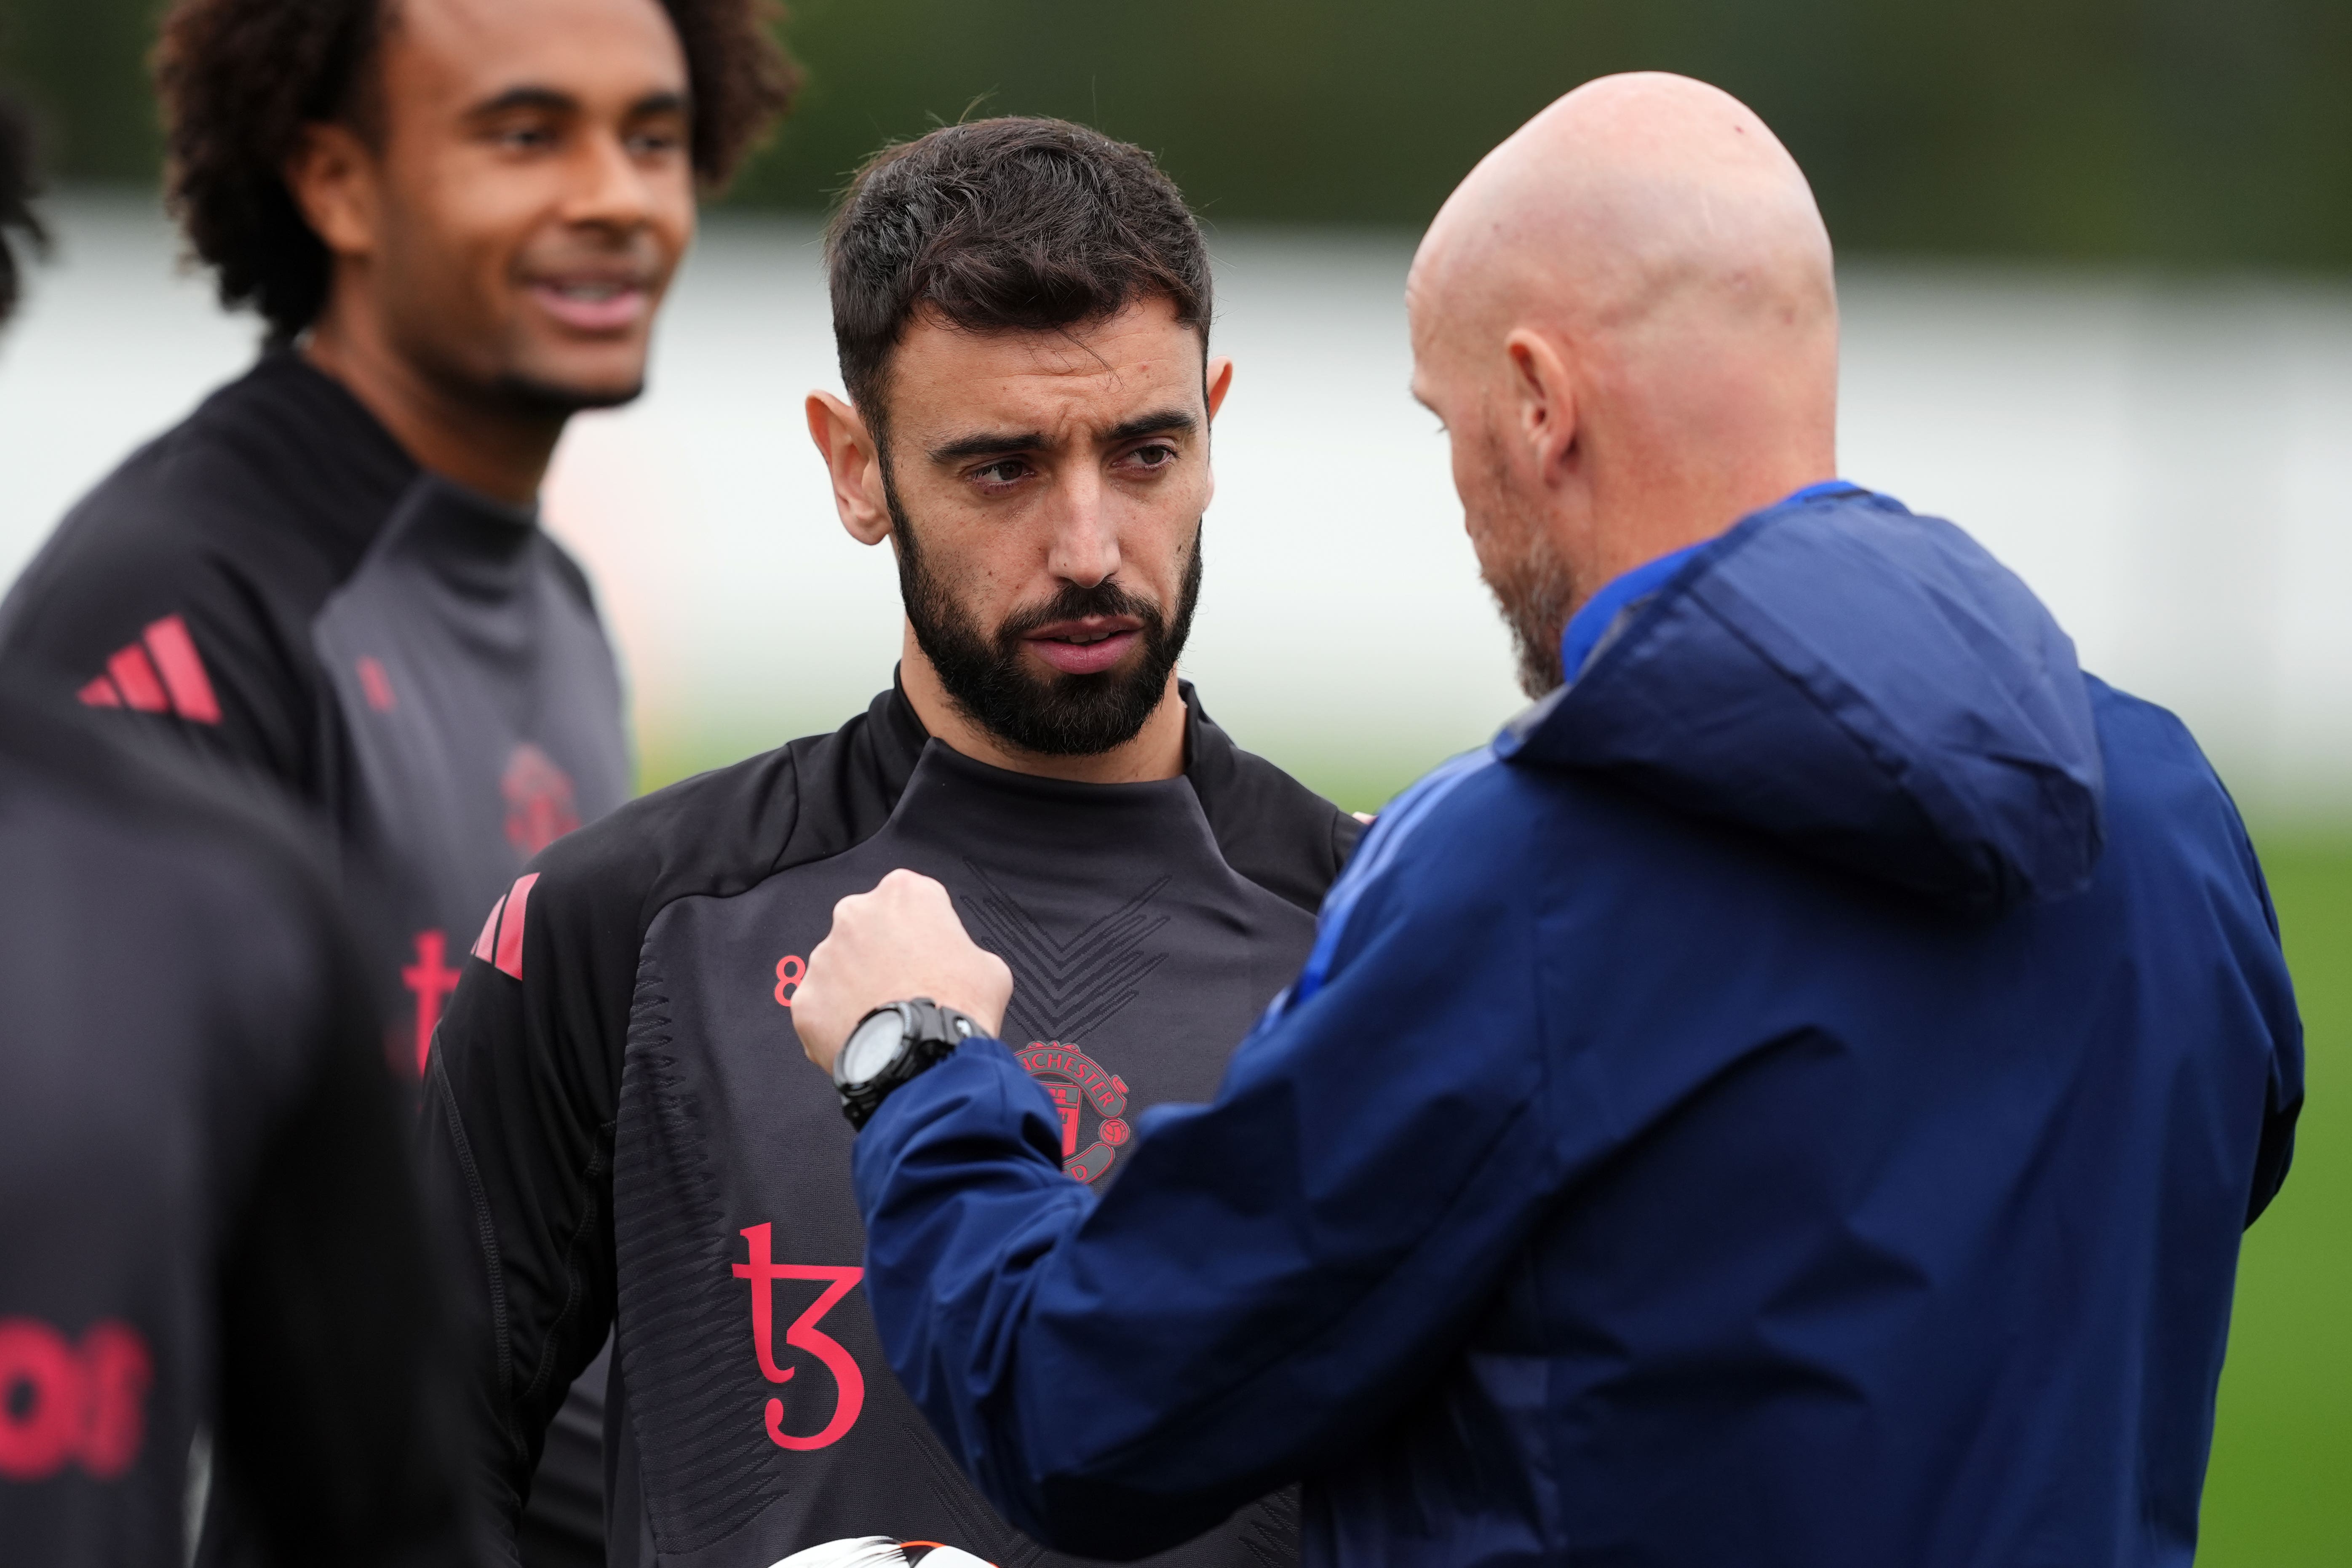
[613,747,1316,1566]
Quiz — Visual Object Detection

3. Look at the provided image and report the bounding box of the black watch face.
[838,1008,909,1086]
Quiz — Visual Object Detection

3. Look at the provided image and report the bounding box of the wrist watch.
[831,997,981,1130]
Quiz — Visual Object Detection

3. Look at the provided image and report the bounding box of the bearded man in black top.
[420,118,1362,1568]
[0,2,791,1562]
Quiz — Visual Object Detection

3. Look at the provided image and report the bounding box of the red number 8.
[774,954,805,1007]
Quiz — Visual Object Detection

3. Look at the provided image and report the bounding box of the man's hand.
[794,869,1014,1075]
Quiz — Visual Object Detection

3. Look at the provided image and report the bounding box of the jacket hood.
[1499,487,2104,916]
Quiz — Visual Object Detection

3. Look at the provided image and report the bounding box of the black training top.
[0,350,632,1079]
[0,680,472,1566]
[420,683,1362,1568]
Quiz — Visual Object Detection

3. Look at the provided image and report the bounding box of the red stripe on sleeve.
[142,615,222,724]
[107,645,171,712]
[470,895,508,963]
[78,676,123,708]
[493,873,540,980]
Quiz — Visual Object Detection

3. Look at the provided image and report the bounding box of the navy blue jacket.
[850,486,2304,1568]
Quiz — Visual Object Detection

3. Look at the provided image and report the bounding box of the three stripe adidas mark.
[75,614,222,724]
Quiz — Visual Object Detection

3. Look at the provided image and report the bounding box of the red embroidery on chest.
[356,656,397,712]
[401,929,461,1077]
[1017,1042,1133,1184]
[502,743,581,857]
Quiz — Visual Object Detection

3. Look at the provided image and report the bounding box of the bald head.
[1414,73,1833,349]
[1409,73,1840,697]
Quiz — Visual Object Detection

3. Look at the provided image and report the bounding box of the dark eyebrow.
[927,408,1199,465]
[1106,408,1198,443]
[466,87,685,120]
[930,430,1049,464]
[467,87,580,120]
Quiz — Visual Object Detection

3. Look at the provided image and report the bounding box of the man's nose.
[1045,465,1120,587]
[563,129,658,233]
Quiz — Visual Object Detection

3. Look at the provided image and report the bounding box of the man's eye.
[973,459,1030,486]
[628,128,684,157]
[1125,443,1178,470]
[495,126,557,152]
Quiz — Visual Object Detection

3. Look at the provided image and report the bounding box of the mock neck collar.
[880,671,1212,799]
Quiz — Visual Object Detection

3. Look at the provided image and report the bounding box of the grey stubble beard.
[1472,438,1580,700]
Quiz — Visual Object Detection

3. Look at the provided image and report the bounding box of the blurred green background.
[8,0,2347,1557]
[2203,831,2349,1568]
[6,0,2352,268]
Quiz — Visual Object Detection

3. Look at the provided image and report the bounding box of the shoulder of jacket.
[2077,674,2260,878]
[25,398,379,615]
[1187,707,1364,912]
[515,692,911,954]
[526,744,807,934]
[0,677,338,911]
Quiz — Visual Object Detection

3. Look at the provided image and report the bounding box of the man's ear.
[284,121,380,259]
[1205,355,1235,422]
[805,391,893,546]
[1503,328,1578,485]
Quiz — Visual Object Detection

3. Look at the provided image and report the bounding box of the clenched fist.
[793,868,1015,1074]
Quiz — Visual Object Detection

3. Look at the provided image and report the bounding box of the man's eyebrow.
[627,90,690,118]
[467,86,580,119]
[927,409,1199,465]
[466,86,687,126]
[1105,408,1199,443]
[930,430,1050,463]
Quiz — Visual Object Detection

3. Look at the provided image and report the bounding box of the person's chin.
[490,355,649,415]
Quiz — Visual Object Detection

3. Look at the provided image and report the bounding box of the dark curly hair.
[154,0,796,344]
[0,93,45,328]
[826,118,1212,439]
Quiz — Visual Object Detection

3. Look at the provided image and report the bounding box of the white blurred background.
[4,192,2349,811]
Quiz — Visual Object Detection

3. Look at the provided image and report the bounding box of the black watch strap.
[836,998,981,1130]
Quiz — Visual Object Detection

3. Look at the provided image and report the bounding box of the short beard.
[887,465,1201,757]
[1474,439,1581,700]
[486,372,647,417]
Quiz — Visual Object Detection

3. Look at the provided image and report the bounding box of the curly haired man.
[0,2,791,1564]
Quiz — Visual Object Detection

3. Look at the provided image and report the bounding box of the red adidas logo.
[75,614,221,724]
[470,872,541,981]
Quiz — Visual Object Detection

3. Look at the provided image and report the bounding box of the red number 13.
[732,1223,863,1450]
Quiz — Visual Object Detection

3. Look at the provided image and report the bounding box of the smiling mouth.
[528,278,649,332]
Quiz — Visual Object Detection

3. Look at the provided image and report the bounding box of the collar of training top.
[879,670,1227,799]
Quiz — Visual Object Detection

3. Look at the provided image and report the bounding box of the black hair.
[0,93,45,327]
[825,116,1212,434]
[153,0,798,343]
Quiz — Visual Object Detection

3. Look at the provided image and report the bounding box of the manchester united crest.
[502,741,581,857]
[1017,1041,1132,1183]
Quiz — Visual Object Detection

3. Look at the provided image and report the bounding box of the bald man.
[783,75,2303,1567]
